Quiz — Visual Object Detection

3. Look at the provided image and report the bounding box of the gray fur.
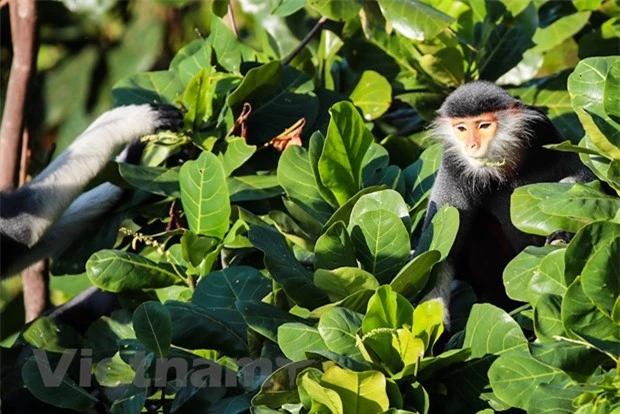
[420,82,596,325]
[0,104,182,278]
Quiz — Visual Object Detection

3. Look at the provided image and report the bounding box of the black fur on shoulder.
[438,81,521,118]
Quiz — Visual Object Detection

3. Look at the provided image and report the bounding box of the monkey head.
[431,81,544,184]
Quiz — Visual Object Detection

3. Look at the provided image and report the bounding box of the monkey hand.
[149,104,184,132]
[545,230,573,246]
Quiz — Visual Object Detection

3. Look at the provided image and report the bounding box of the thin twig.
[283,16,328,65]
[227,2,238,39]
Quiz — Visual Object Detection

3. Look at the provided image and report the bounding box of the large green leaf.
[415,205,459,261]
[318,101,375,206]
[113,70,184,105]
[314,267,379,302]
[86,250,178,292]
[119,164,180,198]
[22,353,97,411]
[377,0,454,41]
[227,175,283,202]
[236,300,309,342]
[278,323,329,361]
[133,301,171,358]
[403,143,441,209]
[192,266,271,338]
[217,137,257,176]
[349,209,410,283]
[166,301,248,357]
[249,225,329,309]
[562,277,619,349]
[532,12,591,53]
[321,366,390,414]
[463,304,528,358]
[179,151,231,239]
[568,56,620,158]
[278,145,333,223]
[390,250,441,299]
[503,245,562,303]
[318,307,364,361]
[349,71,392,120]
[488,351,570,410]
[314,221,357,271]
[362,286,414,333]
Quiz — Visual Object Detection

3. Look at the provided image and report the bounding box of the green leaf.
[183,68,211,129]
[217,137,257,176]
[192,266,272,338]
[362,286,414,333]
[350,189,411,232]
[119,164,180,198]
[349,71,392,120]
[314,221,357,270]
[529,341,607,381]
[377,0,454,41]
[533,294,564,342]
[412,299,444,352]
[236,300,309,343]
[166,301,248,357]
[278,323,329,361]
[349,209,410,283]
[390,250,440,299]
[278,145,333,223]
[307,0,361,21]
[318,307,364,361]
[318,101,375,206]
[113,70,184,105]
[321,365,390,414]
[315,267,379,302]
[22,317,81,352]
[463,304,528,358]
[568,56,620,158]
[22,353,97,411]
[87,250,178,292]
[511,182,603,236]
[562,277,619,346]
[179,151,231,239]
[565,221,620,313]
[488,351,570,410]
[532,12,591,53]
[228,175,283,202]
[249,225,329,309]
[415,205,459,261]
[133,301,171,358]
[299,369,344,413]
[503,245,562,303]
[404,143,441,209]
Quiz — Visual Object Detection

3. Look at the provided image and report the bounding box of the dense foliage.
[1,0,619,413]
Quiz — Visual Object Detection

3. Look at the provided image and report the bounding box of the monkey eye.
[456,125,467,132]
[479,122,492,129]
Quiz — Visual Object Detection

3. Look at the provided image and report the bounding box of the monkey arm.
[0,104,182,249]
[418,165,481,326]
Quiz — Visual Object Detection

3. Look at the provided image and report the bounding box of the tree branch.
[0,0,36,190]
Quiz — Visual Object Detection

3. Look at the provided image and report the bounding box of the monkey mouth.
[475,158,506,167]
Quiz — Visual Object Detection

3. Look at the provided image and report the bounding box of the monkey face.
[450,112,498,164]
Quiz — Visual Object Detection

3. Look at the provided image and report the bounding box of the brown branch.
[22,261,50,322]
[0,0,36,190]
[283,16,328,65]
[19,127,29,185]
[1,0,45,321]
